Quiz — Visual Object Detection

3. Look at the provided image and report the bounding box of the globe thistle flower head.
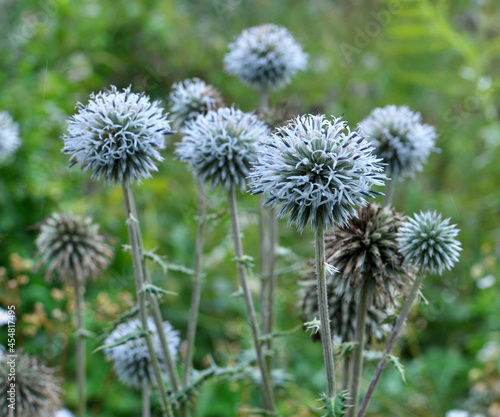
[224,24,308,90]
[176,107,269,190]
[62,85,173,184]
[104,317,181,390]
[169,78,224,129]
[397,211,462,275]
[0,111,21,163]
[35,212,114,283]
[0,348,63,417]
[249,114,387,233]
[299,274,393,344]
[328,203,414,306]
[360,105,438,177]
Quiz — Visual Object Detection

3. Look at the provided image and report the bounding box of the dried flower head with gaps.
[224,24,308,90]
[360,105,438,177]
[35,212,113,283]
[62,85,173,184]
[250,114,386,232]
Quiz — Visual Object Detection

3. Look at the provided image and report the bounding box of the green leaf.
[380,313,398,325]
[386,354,406,383]
[96,305,140,342]
[319,391,350,417]
[93,328,151,353]
[334,341,358,359]
[142,283,178,297]
[142,248,194,275]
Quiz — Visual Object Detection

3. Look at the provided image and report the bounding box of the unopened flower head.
[36,212,114,283]
[62,85,173,184]
[224,24,308,90]
[397,211,462,275]
[104,317,180,389]
[0,111,21,163]
[327,204,414,306]
[360,105,438,177]
[169,78,224,129]
[250,114,386,233]
[0,348,63,417]
[299,271,394,344]
[176,107,269,190]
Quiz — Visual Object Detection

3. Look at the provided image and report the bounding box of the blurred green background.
[1,0,499,415]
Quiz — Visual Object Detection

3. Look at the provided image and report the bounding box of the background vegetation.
[1,0,499,415]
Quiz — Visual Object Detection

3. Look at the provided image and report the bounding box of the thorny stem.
[122,180,173,417]
[357,271,426,417]
[228,187,277,414]
[142,382,151,417]
[74,278,86,417]
[183,179,206,386]
[314,227,337,397]
[348,282,369,417]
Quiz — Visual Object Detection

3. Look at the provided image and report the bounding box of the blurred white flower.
[0,111,21,163]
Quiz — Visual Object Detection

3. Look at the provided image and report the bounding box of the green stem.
[348,283,369,417]
[122,180,173,417]
[259,84,269,110]
[342,355,351,392]
[142,382,151,417]
[228,187,277,414]
[314,228,337,397]
[383,178,395,208]
[183,179,206,385]
[356,271,426,417]
[74,278,86,417]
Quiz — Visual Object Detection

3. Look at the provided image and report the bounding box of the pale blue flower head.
[224,24,308,90]
[176,107,269,190]
[360,105,438,177]
[397,211,462,275]
[249,114,386,233]
[104,317,180,389]
[62,85,173,184]
[168,78,224,129]
[0,111,21,163]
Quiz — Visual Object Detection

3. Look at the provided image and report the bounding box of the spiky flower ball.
[176,107,269,190]
[224,24,308,90]
[0,348,63,417]
[168,78,224,129]
[299,272,393,344]
[397,211,462,275]
[62,85,173,184]
[250,114,386,232]
[36,212,113,283]
[359,105,438,177]
[0,111,21,163]
[104,317,181,389]
[326,204,413,306]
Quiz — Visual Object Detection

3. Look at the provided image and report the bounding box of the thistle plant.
[62,85,179,417]
[168,78,224,129]
[360,105,438,205]
[180,106,277,413]
[0,348,63,417]
[0,111,21,163]
[104,317,180,414]
[358,211,462,417]
[35,212,113,417]
[250,114,386,402]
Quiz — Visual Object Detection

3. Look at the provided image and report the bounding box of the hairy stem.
[228,187,277,414]
[74,278,86,417]
[183,179,206,386]
[314,228,337,397]
[122,180,173,417]
[348,283,368,417]
[357,272,425,417]
[142,382,151,417]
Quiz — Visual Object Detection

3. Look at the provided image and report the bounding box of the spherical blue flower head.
[0,111,21,163]
[168,78,224,129]
[397,211,462,275]
[104,317,180,390]
[224,24,308,90]
[249,114,387,233]
[62,85,173,184]
[359,105,438,177]
[176,107,269,190]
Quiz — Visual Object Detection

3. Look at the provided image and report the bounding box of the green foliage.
[319,391,350,417]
